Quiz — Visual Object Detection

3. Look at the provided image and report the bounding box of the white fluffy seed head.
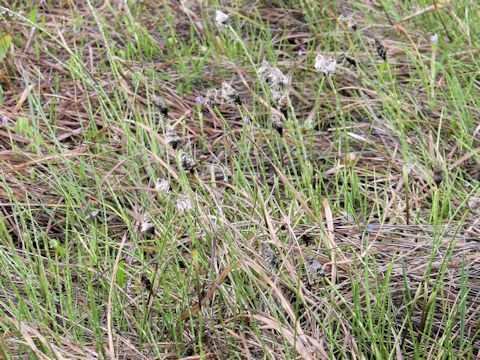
[155,178,170,194]
[176,195,193,213]
[271,113,284,129]
[215,10,229,26]
[151,94,167,110]
[258,59,271,80]
[205,88,219,108]
[165,126,180,149]
[221,81,240,104]
[468,196,480,213]
[277,94,289,111]
[306,256,326,278]
[257,59,289,105]
[315,54,337,76]
[179,150,196,172]
[140,213,154,233]
[267,67,288,91]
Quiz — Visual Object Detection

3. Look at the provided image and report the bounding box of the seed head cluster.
[257,59,290,133]
[258,59,288,101]
[221,81,241,105]
[180,150,196,173]
[271,113,284,135]
[176,195,193,213]
[263,244,279,269]
[315,54,337,76]
[305,256,326,279]
[205,88,219,108]
[151,94,168,118]
[140,213,154,234]
[375,38,387,61]
[165,126,180,149]
[155,178,170,194]
[215,10,229,27]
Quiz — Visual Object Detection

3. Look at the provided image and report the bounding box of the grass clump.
[0,1,479,359]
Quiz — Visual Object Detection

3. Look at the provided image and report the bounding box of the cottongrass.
[215,10,229,27]
[155,178,170,194]
[205,89,219,108]
[305,256,326,278]
[221,81,241,105]
[258,60,288,91]
[271,113,284,135]
[262,244,279,269]
[277,94,289,114]
[165,126,180,149]
[140,213,154,234]
[151,94,168,117]
[176,195,193,213]
[315,54,337,75]
[468,196,480,213]
[179,150,196,172]
[257,59,289,107]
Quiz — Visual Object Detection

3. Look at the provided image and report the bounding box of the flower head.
[151,94,168,117]
[258,59,288,90]
[268,67,288,92]
[305,256,326,278]
[176,195,193,213]
[263,244,279,269]
[257,59,271,81]
[155,178,170,194]
[221,81,241,105]
[1,115,9,126]
[205,89,219,108]
[271,113,284,135]
[140,213,154,234]
[257,59,289,107]
[215,10,229,27]
[195,96,204,105]
[315,54,337,75]
[431,33,439,44]
[179,150,196,173]
[277,94,289,112]
[165,126,180,149]
[468,196,480,213]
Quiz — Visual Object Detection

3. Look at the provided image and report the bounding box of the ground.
[0,0,479,359]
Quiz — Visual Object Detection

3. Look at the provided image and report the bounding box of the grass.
[0,0,479,358]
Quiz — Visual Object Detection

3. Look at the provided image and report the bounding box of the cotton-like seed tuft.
[221,81,241,105]
[215,10,229,27]
[155,178,170,194]
[176,195,193,213]
[180,150,196,172]
[165,126,180,149]
[315,54,337,75]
